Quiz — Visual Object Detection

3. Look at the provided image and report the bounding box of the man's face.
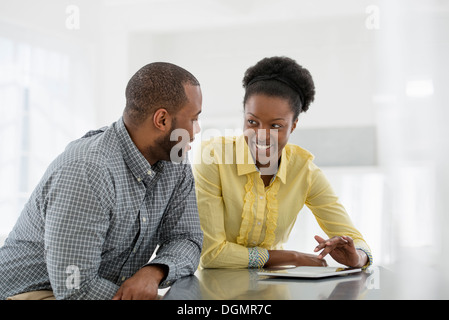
[160,84,202,163]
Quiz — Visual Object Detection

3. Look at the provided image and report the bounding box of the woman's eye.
[247,120,257,125]
[272,124,282,128]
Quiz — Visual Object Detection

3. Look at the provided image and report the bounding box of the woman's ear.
[291,118,298,133]
[153,108,171,132]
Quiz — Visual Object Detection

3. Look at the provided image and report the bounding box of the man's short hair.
[124,62,200,125]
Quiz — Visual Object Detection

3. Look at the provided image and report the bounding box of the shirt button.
[142,217,147,223]
[147,170,153,176]
[257,222,261,226]
[137,177,142,182]
[259,196,264,200]
[121,276,126,281]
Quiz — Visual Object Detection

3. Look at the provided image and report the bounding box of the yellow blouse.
[193,135,372,269]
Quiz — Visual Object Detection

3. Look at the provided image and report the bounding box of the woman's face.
[243,94,297,173]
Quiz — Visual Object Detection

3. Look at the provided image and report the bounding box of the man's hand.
[112,264,168,300]
[314,235,367,268]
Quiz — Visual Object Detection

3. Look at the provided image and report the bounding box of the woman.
[193,56,373,269]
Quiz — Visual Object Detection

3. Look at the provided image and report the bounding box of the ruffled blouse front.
[193,135,373,269]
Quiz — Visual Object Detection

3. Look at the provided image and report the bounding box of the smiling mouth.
[255,143,273,150]
[252,140,275,151]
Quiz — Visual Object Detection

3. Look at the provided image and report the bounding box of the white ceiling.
[100,0,378,32]
[1,0,448,39]
[3,0,447,35]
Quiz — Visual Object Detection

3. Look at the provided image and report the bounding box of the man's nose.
[194,121,201,135]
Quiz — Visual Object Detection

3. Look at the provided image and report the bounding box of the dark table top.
[163,265,449,300]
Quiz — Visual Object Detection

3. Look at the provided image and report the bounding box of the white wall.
[127,16,378,130]
[1,0,449,276]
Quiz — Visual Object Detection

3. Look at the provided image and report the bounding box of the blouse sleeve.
[305,161,373,268]
[193,146,269,269]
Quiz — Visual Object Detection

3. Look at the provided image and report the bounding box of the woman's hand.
[265,250,327,268]
[293,251,328,267]
[314,235,367,268]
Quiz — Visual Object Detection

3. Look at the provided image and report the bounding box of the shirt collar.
[114,117,162,183]
[235,134,287,184]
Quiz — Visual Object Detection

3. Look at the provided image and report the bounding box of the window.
[0,32,95,239]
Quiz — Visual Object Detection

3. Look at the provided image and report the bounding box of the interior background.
[1,0,448,298]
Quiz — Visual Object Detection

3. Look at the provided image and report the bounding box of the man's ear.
[153,108,171,132]
[291,118,298,133]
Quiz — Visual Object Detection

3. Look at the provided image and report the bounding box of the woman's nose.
[256,128,271,142]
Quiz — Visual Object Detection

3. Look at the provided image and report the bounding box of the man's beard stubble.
[151,117,186,163]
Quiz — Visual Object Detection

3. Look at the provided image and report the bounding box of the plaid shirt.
[0,118,203,300]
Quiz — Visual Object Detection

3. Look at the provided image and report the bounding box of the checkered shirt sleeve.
[0,118,203,299]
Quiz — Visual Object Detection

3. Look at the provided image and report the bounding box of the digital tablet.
[257,266,362,279]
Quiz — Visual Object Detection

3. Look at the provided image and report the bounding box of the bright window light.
[406,79,434,97]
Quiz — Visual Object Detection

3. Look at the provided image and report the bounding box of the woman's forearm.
[264,250,327,268]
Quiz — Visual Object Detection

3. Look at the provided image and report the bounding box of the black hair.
[124,62,200,125]
[242,56,315,120]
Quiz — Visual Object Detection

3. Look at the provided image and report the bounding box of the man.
[0,62,203,300]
